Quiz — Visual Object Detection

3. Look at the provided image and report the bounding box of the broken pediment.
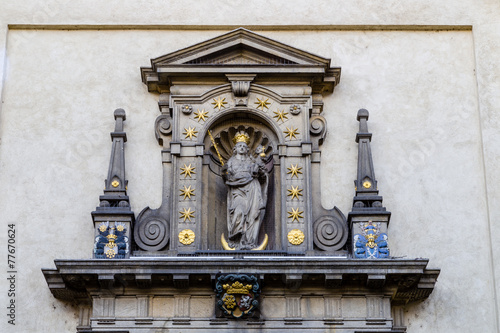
[140,28,341,94]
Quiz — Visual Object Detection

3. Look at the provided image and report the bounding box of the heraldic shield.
[215,274,260,319]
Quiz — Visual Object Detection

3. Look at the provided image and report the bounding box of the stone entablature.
[43,258,437,331]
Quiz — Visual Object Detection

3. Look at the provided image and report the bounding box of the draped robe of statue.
[225,143,268,250]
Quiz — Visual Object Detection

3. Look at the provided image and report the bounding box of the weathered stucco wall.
[0,1,499,332]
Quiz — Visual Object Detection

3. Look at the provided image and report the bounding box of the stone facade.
[1,1,500,332]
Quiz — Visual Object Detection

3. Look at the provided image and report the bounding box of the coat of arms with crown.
[215,274,260,318]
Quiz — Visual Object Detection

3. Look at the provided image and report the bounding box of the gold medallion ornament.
[105,248,116,258]
[111,180,120,188]
[183,126,198,139]
[288,229,305,245]
[287,164,303,178]
[180,164,196,178]
[179,185,195,200]
[363,180,372,189]
[179,207,195,222]
[178,229,195,245]
[193,109,209,122]
[273,109,288,122]
[212,97,228,111]
[255,97,271,110]
[287,207,304,222]
[284,126,299,140]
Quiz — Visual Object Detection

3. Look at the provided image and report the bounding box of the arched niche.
[136,28,344,255]
[200,111,281,251]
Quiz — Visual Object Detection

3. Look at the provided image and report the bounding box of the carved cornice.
[140,28,340,94]
[43,258,438,305]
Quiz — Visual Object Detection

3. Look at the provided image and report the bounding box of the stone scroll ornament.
[215,274,260,319]
[134,208,170,251]
[221,131,270,250]
[313,214,348,251]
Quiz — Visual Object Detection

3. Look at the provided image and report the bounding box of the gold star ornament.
[179,207,195,222]
[180,185,195,200]
[180,164,196,178]
[194,109,209,122]
[255,97,271,110]
[287,164,303,178]
[288,207,304,222]
[183,126,198,139]
[212,97,228,111]
[273,109,288,122]
[284,126,299,140]
[287,186,303,200]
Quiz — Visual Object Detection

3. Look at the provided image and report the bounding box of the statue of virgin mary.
[224,131,269,250]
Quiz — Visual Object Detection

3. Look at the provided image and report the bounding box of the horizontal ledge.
[7,24,473,32]
[46,257,432,275]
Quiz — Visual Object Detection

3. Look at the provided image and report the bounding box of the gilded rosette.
[287,229,305,245]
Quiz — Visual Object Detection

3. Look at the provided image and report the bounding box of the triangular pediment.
[141,28,341,93]
[151,28,328,66]
[184,47,299,65]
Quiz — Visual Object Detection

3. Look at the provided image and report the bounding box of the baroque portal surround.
[43,29,439,332]
[134,28,346,255]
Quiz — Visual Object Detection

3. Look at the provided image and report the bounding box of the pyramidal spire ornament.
[348,109,391,259]
[91,109,135,259]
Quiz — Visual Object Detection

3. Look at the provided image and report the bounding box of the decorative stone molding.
[43,258,438,311]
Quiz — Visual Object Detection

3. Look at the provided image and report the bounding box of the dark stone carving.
[154,114,172,145]
[104,109,127,194]
[309,115,327,147]
[350,109,389,213]
[134,207,170,251]
[313,215,348,251]
[215,274,260,319]
[231,81,251,97]
[224,132,269,250]
[348,109,391,259]
[91,109,134,259]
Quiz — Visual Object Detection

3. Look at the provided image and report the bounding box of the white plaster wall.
[0,1,499,332]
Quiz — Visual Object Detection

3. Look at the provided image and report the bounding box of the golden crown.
[233,131,250,145]
[223,281,253,294]
[106,233,118,241]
